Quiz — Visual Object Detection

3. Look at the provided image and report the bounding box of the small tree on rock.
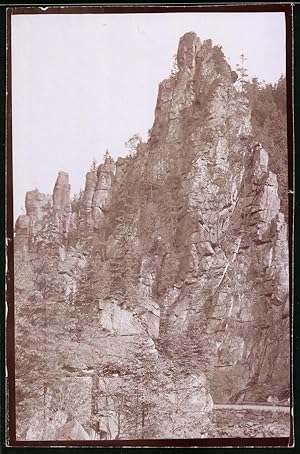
[104,149,111,162]
[236,53,249,94]
[90,158,97,171]
[125,134,142,157]
[171,54,179,77]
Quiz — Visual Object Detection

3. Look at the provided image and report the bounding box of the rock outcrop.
[14,32,290,441]
[80,154,115,232]
[24,189,52,243]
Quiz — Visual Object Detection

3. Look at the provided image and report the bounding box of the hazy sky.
[12,12,286,219]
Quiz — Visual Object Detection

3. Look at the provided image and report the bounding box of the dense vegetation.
[243,75,288,215]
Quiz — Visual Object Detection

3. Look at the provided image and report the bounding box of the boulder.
[56,420,90,440]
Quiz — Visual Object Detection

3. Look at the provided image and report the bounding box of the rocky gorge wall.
[14,32,290,440]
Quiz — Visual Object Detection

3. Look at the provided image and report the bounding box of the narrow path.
[213,404,290,414]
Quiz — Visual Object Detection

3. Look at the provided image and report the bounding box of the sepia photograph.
[7,4,293,446]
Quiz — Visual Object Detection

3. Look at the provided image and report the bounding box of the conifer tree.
[90,157,97,171]
[236,53,249,94]
[104,149,111,161]
[125,134,142,157]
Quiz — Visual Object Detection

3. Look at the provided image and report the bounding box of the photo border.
[5,2,295,448]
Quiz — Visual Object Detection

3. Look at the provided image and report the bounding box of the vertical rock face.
[14,32,290,440]
[140,32,289,403]
[53,171,71,212]
[82,171,97,222]
[53,171,72,241]
[80,155,115,232]
[92,156,115,227]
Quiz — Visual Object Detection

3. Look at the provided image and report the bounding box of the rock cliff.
[14,32,290,441]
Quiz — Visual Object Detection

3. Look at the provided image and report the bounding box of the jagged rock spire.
[53,171,71,212]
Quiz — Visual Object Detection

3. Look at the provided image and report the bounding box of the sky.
[12,12,286,219]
